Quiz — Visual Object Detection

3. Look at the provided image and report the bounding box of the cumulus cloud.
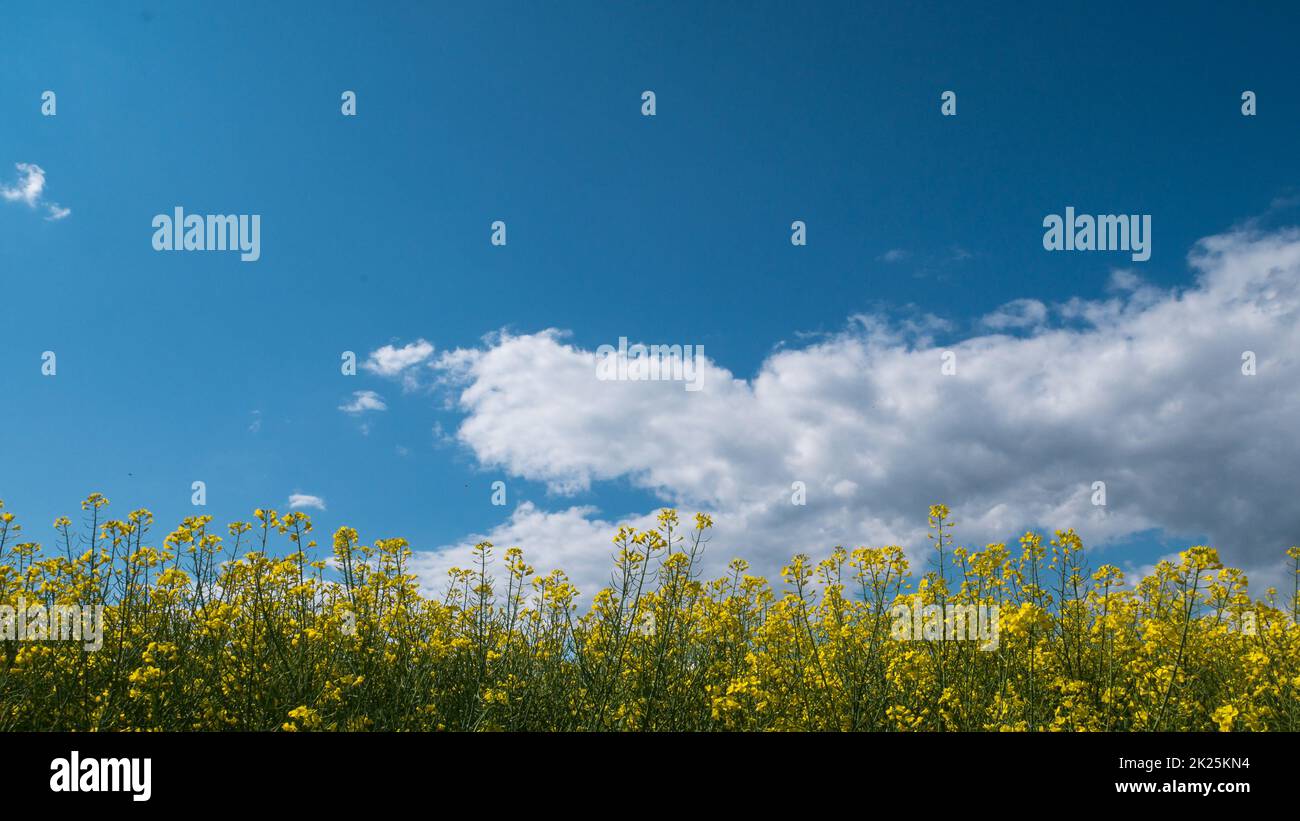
[1,163,45,206]
[288,494,327,511]
[981,298,1048,330]
[416,226,1300,597]
[338,389,388,415]
[1,162,70,220]
[410,503,647,598]
[363,339,434,391]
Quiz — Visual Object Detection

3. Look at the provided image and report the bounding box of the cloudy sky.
[3,2,1299,597]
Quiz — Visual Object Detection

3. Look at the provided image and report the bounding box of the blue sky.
[3,2,1300,595]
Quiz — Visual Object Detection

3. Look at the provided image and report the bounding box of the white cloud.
[411,502,662,599]
[338,389,388,415]
[981,298,1048,330]
[1107,269,1143,292]
[413,225,1300,597]
[363,339,434,390]
[1,163,45,205]
[880,248,910,262]
[2,162,70,220]
[288,494,327,511]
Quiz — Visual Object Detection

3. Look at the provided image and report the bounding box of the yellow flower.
[1212,704,1239,732]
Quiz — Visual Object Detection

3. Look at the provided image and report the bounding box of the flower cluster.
[0,496,1296,731]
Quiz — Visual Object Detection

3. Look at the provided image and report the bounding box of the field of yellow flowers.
[0,495,1296,731]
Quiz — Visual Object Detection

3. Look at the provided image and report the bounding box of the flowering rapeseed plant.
[0,495,1295,731]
